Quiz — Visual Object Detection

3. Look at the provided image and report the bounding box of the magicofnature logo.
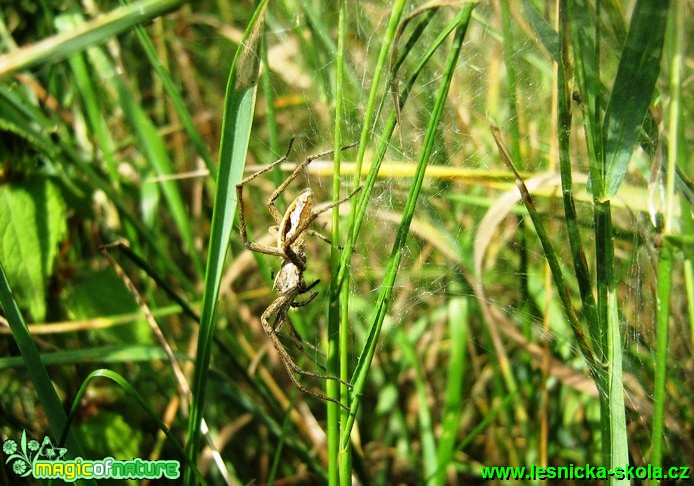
[3,430,180,482]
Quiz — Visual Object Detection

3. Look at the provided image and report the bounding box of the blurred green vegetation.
[0,1,691,484]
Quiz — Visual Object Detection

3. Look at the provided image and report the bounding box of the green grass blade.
[557,1,599,357]
[0,0,184,78]
[0,262,89,469]
[605,276,628,476]
[650,244,672,472]
[0,344,190,371]
[337,7,466,290]
[300,2,361,96]
[569,0,604,195]
[341,6,474,449]
[185,1,267,481]
[432,294,469,485]
[521,0,559,62]
[397,327,437,482]
[500,1,521,166]
[454,390,519,456]
[329,1,348,483]
[115,76,204,275]
[601,0,668,198]
[59,369,205,484]
[490,125,597,372]
[346,0,406,206]
[56,14,119,183]
[126,2,217,179]
[56,13,202,275]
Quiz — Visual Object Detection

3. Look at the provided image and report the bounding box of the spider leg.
[267,142,360,226]
[307,229,351,250]
[311,185,363,217]
[279,318,329,371]
[290,279,320,307]
[306,229,332,245]
[243,242,286,257]
[270,305,352,391]
[283,246,307,272]
[291,291,318,308]
[236,138,295,230]
[260,293,352,407]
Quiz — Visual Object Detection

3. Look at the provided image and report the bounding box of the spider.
[235,139,362,406]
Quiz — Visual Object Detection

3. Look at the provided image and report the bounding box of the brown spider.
[235,139,361,406]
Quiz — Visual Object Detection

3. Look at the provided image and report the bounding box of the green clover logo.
[3,432,32,478]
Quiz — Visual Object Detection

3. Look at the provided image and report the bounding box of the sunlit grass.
[0,1,690,485]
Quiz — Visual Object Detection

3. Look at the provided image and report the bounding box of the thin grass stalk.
[184,2,267,482]
[499,2,521,165]
[0,343,187,369]
[569,0,605,201]
[594,126,627,475]
[453,389,519,455]
[299,2,360,97]
[431,293,468,485]
[651,0,684,474]
[328,0,347,482]
[596,0,668,472]
[100,247,232,482]
[397,329,437,481]
[337,9,465,290]
[650,243,672,474]
[374,8,437,126]
[572,0,606,362]
[500,3,533,397]
[55,18,201,277]
[568,0,612,469]
[490,125,597,373]
[557,0,599,357]
[664,0,683,236]
[126,4,216,179]
[114,76,203,275]
[267,387,299,484]
[60,35,119,184]
[336,0,406,288]
[338,281,351,482]
[341,8,474,449]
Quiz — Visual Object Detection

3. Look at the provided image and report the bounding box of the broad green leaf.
[0,176,67,322]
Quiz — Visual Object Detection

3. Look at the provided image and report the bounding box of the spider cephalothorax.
[235,140,361,405]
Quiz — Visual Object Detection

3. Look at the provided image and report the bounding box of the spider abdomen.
[274,260,305,293]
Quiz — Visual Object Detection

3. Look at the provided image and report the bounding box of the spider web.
[249,0,691,469]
